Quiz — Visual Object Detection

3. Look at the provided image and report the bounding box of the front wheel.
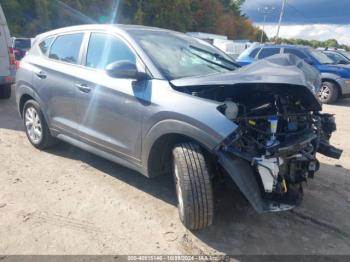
[172,142,214,230]
[23,100,57,149]
[318,81,339,104]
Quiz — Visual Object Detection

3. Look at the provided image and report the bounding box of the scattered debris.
[164,231,178,242]
[23,213,32,222]
[13,178,21,184]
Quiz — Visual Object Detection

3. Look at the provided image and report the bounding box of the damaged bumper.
[217,113,342,213]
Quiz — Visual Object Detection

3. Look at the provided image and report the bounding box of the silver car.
[16,25,342,230]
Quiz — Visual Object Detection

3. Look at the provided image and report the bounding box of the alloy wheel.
[25,106,43,144]
[319,84,331,101]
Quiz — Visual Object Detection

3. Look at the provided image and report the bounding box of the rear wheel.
[23,100,57,149]
[0,84,11,99]
[172,142,214,230]
[318,81,339,104]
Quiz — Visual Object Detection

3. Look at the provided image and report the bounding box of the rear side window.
[249,48,260,58]
[284,48,307,59]
[258,48,280,59]
[39,37,54,55]
[49,33,84,64]
[86,33,136,70]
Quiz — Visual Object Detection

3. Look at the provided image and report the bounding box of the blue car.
[237,44,350,104]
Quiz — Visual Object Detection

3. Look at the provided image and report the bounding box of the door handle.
[35,71,47,79]
[75,83,92,93]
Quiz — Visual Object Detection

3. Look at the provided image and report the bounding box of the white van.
[0,4,16,99]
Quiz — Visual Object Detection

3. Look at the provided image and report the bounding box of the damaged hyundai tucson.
[16,25,342,230]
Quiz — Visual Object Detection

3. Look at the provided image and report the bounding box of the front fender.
[321,72,342,83]
[142,119,235,176]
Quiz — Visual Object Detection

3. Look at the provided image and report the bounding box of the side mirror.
[338,60,348,65]
[105,60,149,80]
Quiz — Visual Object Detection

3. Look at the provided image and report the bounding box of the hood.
[316,63,350,78]
[171,54,321,94]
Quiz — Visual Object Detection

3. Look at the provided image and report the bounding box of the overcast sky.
[242,0,350,44]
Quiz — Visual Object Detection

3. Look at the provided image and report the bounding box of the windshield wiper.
[184,49,232,70]
[189,45,238,69]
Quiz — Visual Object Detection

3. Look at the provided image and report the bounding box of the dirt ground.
[0,86,350,255]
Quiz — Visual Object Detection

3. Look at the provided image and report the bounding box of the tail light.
[16,60,20,70]
[8,47,16,65]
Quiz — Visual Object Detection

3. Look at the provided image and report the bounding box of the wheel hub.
[319,85,330,101]
[25,106,43,144]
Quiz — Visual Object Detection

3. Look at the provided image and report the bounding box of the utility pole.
[275,0,287,43]
[258,6,275,43]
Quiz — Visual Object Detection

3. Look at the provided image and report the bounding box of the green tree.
[0,0,269,43]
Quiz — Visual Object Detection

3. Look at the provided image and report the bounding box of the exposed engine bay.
[176,82,343,210]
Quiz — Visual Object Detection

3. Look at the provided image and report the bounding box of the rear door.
[33,32,85,136]
[0,5,11,77]
[283,48,307,60]
[257,47,281,60]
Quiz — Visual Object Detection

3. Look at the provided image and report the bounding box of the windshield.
[129,30,238,79]
[309,48,334,64]
[324,51,350,64]
[338,50,350,60]
[14,39,31,49]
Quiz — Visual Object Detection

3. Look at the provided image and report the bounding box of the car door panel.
[33,33,85,136]
[75,69,146,161]
[31,56,79,136]
[75,32,145,161]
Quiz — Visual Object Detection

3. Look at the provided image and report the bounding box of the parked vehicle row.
[11,37,32,61]
[16,25,342,230]
[237,44,350,104]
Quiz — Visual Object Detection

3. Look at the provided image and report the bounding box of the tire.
[318,81,339,104]
[0,84,11,99]
[172,142,214,230]
[23,100,57,149]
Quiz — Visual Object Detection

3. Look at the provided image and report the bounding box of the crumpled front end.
[218,108,341,212]
[215,86,342,212]
[171,54,343,213]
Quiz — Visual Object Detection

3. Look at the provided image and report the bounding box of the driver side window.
[86,33,136,70]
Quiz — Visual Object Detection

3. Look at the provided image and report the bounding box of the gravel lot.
[0,86,350,255]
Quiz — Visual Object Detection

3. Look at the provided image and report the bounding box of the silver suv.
[16,25,342,230]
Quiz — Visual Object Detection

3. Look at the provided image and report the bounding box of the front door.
[75,32,146,162]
